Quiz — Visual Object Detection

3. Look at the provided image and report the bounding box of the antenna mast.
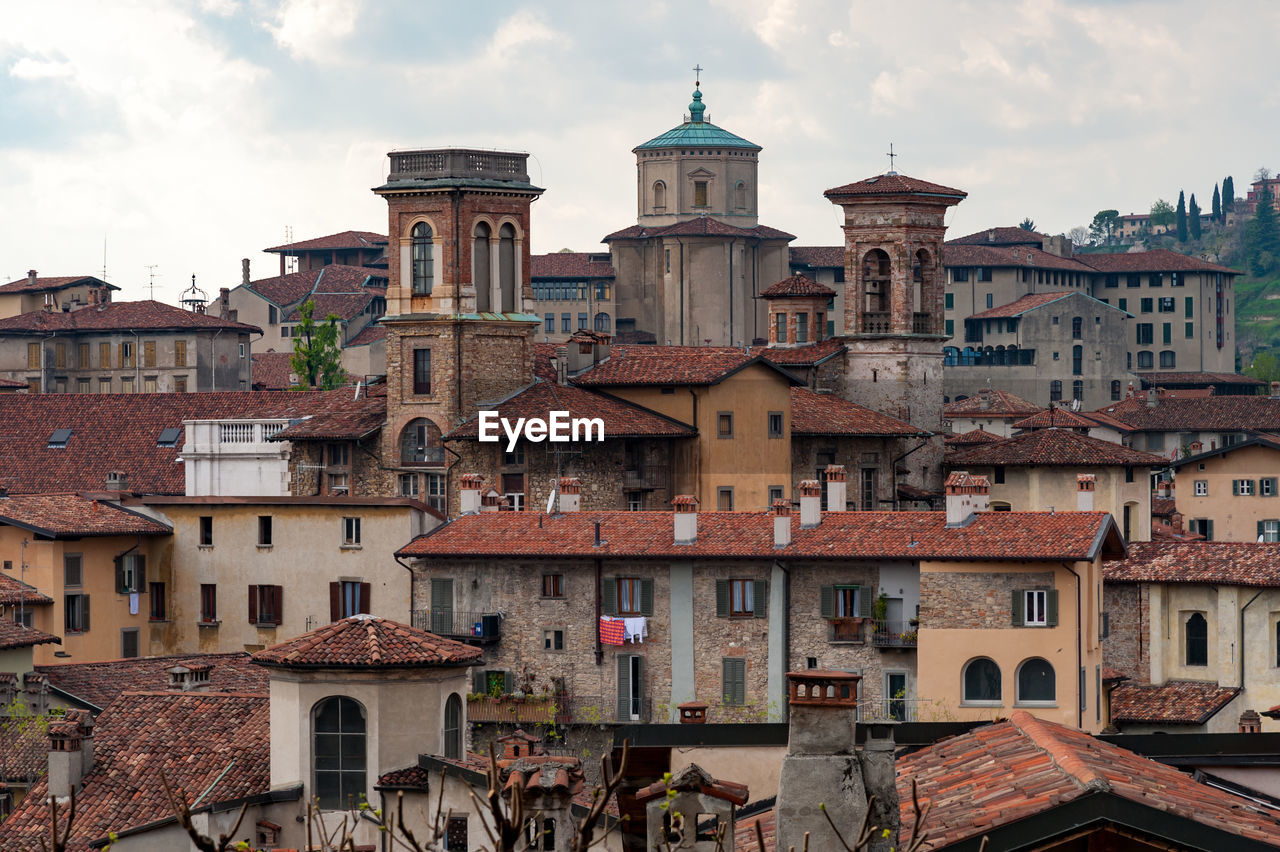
[144,265,160,300]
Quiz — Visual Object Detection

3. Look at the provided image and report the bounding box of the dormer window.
[47,428,71,448]
[157,427,182,447]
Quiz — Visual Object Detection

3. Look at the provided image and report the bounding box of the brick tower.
[373,149,544,491]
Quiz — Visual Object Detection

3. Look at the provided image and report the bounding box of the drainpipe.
[395,554,417,626]
[890,437,930,511]
[1241,590,1263,689]
[594,557,604,665]
[1061,561,1083,730]
[688,388,700,501]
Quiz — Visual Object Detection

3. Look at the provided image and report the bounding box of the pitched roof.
[1168,434,1280,469]
[965,290,1123,320]
[0,300,259,334]
[946,427,1166,468]
[824,173,967,200]
[602,219,794,242]
[944,243,1096,272]
[1110,681,1241,725]
[1011,406,1099,431]
[572,346,797,387]
[398,509,1124,563]
[0,620,59,650]
[753,338,846,368]
[346,323,386,347]
[1105,541,1280,588]
[37,652,267,712]
[946,226,1051,246]
[1079,248,1238,274]
[531,252,616,279]
[1090,394,1280,433]
[0,494,171,538]
[445,381,695,441]
[634,97,760,150]
[283,286,385,323]
[263,229,387,253]
[0,390,376,495]
[944,389,1043,418]
[0,692,272,852]
[0,275,118,294]
[897,710,1280,849]
[787,246,843,268]
[0,714,49,782]
[250,349,295,390]
[944,428,1004,447]
[268,393,386,441]
[789,388,928,437]
[0,574,52,606]
[242,268,324,307]
[251,614,482,669]
[1151,495,1177,517]
[760,274,835,298]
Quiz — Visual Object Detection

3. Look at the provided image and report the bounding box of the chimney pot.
[672,495,698,544]
[241,258,251,287]
[773,498,792,548]
[944,471,990,526]
[1240,709,1262,734]
[459,474,483,514]
[1146,388,1158,408]
[1076,474,1096,511]
[558,477,581,513]
[824,464,848,511]
[677,701,709,724]
[798,479,821,528]
[27,270,37,288]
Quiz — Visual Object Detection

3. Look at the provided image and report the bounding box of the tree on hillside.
[1175,191,1188,242]
[289,299,346,389]
[1224,176,1236,211]
[1189,194,1201,240]
[1247,350,1280,385]
[1150,199,1176,230]
[1212,183,1222,223]
[1089,209,1120,244]
[1246,188,1280,277]
[1018,217,1037,231]
[1067,225,1090,247]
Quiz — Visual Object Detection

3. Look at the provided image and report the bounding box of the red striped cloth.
[599,617,625,646]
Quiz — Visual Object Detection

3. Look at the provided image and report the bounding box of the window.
[722,658,746,705]
[544,629,564,650]
[411,222,434,295]
[55,342,66,369]
[962,658,1001,704]
[593,312,611,333]
[767,411,783,438]
[249,584,283,626]
[653,181,666,209]
[1265,478,1278,497]
[561,313,571,332]
[978,268,993,282]
[99,377,111,394]
[1159,350,1176,369]
[1013,589,1057,626]
[446,816,468,852]
[400,418,444,466]
[1016,658,1056,704]
[945,318,954,336]
[119,342,134,368]
[143,340,156,368]
[1185,321,1194,339]
[1194,480,1207,496]
[313,696,366,810]
[768,485,784,505]
[1150,272,1163,287]
[1261,520,1280,542]
[1137,351,1153,369]
[502,472,525,511]
[398,473,418,497]
[1118,298,1127,312]
[1189,518,1214,540]
[1072,345,1082,376]
[1126,274,1140,288]
[544,313,554,333]
[542,574,565,598]
[735,181,747,209]
[694,180,708,207]
[99,342,110,367]
[1235,479,1256,496]
[665,249,671,274]
[1158,297,1175,312]
[1111,380,1122,401]
[1049,380,1062,402]
[775,313,787,343]
[1162,323,1172,345]
[121,376,134,393]
[1185,612,1208,666]
[76,378,89,394]
[441,693,463,761]
[985,293,993,308]
[1140,298,1153,313]
[26,342,39,369]
[342,517,361,546]
[115,553,145,594]
[1071,316,1082,339]
[606,577,652,617]
[1073,380,1083,401]
[199,516,213,546]
[258,515,273,547]
[238,342,245,359]
[200,584,217,623]
[143,376,157,393]
[796,312,808,343]
[944,292,954,309]
[413,348,431,395]
[717,487,734,511]
[331,580,370,619]
[121,628,139,659]
[575,312,587,330]
[717,412,733,438]
[425,473,445,512]
[149,582,166,621]
[64,593,89,633]
[1136,323,1153,344]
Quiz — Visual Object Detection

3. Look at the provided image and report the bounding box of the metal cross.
[886,142,898,174]
[693,64,703,86]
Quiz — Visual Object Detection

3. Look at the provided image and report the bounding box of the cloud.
[8,57,74,80]
[263,0,362,63]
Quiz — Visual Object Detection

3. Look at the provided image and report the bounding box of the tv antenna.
[144,265,161,300]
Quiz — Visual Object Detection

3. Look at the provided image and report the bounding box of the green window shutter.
[1268,478,1279,496]
[1233,480,1240,496]
[114,557,126,595]
[617,656,630,720]
[754,580,768,618]
[430,578,453,611]
[1047,590,1059,627]
[639,579,654,616]
[723,659,746,705]
[716,580,729,617]
[82,595,90,632]
[722,658,733,703]
[1260,521,1266,540]
[602,578,617,616]
[502,671,514,694]
[859,587,873,618]
[1205,519,1214,540]
[472,670,486,694]
[1011,590,1024,626]
[820,586,834,618]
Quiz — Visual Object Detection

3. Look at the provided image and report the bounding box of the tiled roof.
[252,614,482,668]
[375,765,435,790]
[531,252,616,279]
[824,173,967,200]
[244,265,384,310]
[446,381,694,441]
[264,229,387,253]
[532,342,560,381]
[283,288,382,323]
[897,710,1280,849]
[1136,371,1265,387]
[1150,520,1204,541]
[0,692,271,852]
[346,323,386,347]
[1105,541,1280,588]
[788,246,843,268]
[946,427,1166,467]
[966,291,1076,319]
[1110,681,1241,725]
[1090,394,1280,433]
[635,764,748,806]
[760,274,835,298]
[0,275,117,294]
[603,219,794,242]
[944,428,1004,446]
[1168,434,1280,470]
[37,652,267,711]
[1012,406,1099,431]
[0,574,51,606]
[1151,496,1177,517]
[634,106,760,151]
[243,268,323,307]
[268,394,386,441]
[1076,408,1138,433]
[398,509,1123,562]
[0,715,48,782]
[250,349,295,390]
[1079,248,1238,274]
[573,346,794,387]
[944,244,1096,273]
[789,388,928,437]
[0,494,171,538]
[0,620,59,650]
[754,338,846,367]
[944,389,1042,418]
[0,300,259,334]
[946,226,1050,246]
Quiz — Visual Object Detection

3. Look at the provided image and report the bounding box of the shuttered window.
[715,579,767,618]
[602,577,653,616]
[1011,589,1058,627]
[617,655,644,721]
[26,343,39,369]
[330,581,371,620]
[819,585,870,618]
[722,658,746,705]
[174,340,187,367]
[249,584,283,625]
[143,340,156,367]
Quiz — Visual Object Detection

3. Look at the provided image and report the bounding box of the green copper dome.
[634,87,760,152]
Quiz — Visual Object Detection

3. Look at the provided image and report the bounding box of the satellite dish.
[546,477,558,514]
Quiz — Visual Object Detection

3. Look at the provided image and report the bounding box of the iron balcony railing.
[412,609,502,643]
[861,312,891,334]
[870,620,918,648]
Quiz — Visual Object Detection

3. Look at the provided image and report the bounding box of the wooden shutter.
[1270,478,1280,496]
[723,659,745,704]
[639,579,654,616]
[754,580,768,618]
[118,342,126,368]
[820,586,834,618]
[114,557,126,595]
[1046,590,1059,627]
[859,586,873,618]
[1205,519,1214,540]
[602,578,617,616]
[359,582,371,614]
[502,671,514,694]
[1011,590,1024,626]
[715,580,729,617]
[330,582,341,621]
[144,341,156,367]
[272,585,284,625]
[472,670,486,694]
[248,585,258,624]
[1260,521,1266,541]
[616,656,630,721]
[135,555,145,593]
[81,595,90,632]
[175,340,186,367]
[1233,480,1241,496]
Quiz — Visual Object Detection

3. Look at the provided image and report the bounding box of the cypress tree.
[1212,183,1221,222]
[1189,194,1201,240]
[1176,190,1188,242]
[1224,176,1236,212]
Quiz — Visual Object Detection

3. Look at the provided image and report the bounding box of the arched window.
[1111,380,1122,401]
[653,181,666,210]
[313,696,366,810]
[400,418,444,467]
[1160,350,1176,369]
[1072,380,1083,401]
[473,222,492,312]
[443,693,463,759]
[1186,612,1208,666]
[1016,658,1056,704]
[498,223,516,313]
[734,181,747,210]
[1072,344,1083,376]
[862,249,891,319]
[962,657,1001,704]
[1137,350,1153,370]
[593,312,611,333]
[1071,316,1082,339]
[990,501,1012,512]
[1049,380,1062,402]
[410,223,433,295]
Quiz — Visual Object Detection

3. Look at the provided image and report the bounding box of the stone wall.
[1103,582,1149,683]
[920,570,1055,630]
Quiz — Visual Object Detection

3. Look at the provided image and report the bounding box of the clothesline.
[599,615,646,645]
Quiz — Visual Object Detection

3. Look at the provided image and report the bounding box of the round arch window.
[1016,658,1056,704]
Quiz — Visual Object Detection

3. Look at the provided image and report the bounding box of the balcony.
[466,693,655,725]
[412,609,502,644]
[912,313,933,334]
[388,149,530,183]
[856,697,934,723]
[827,617,866,643]
[623,464,667,491]
[869,620,918,648]
[861,312,891,334]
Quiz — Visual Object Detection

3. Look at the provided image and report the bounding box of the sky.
[1,0,1277,303]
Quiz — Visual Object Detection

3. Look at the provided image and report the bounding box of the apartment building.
[530,252,618,342]
[1169,436,1280,541]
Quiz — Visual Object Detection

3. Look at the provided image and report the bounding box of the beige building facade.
[1170,438,1280,541]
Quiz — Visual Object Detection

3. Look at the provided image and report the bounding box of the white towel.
[623,616,647,644]
[129,593,139,615]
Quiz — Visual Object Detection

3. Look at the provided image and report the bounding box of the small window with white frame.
[1264,520,1280,543]
[1024,590,1048,626]
[1236,479,1256,496]
[1194,480,1207,497]
[342,517,361,546]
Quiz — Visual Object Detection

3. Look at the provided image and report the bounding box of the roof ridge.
[1007,710,1110,794]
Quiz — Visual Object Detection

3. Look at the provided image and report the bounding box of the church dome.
[634,87,760,152]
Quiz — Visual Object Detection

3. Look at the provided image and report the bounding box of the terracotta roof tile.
[283,289,383,323]
[0,715,48,782]
[944,389,1043,418]
[250,349,295,390]
[760,274,835,298]
[1110,681,1241,724]
[264,229,387,253]
[572,345,772,386]
[967,291,1087,319]
[1150,496,1177,517]
[947,226,1051,246]
[0,620,59,650]
[1011,407,1099,431]
[252,614,482,668]
[346,324,386,347]
[1105,541,1280,588]
[532,342,561,381]
[787,246,843,268]
[0,300,259,334]
[944,428,1004,446]
[398,509,1121,562]
[789,388,928,437]
[948,427,1164,467]
[824,173,967,199]
[243,268,323,307]
[531,252,616,279]
[1150,521,1204,541]
[1090,394,1280,433]
[0,494,171,537]
[37,652,267,711]
[445,381,694,441]
[376,765,435,790]
[0,275,117,294]
[944,243,1096,273]
[268,395,385,440]
[753,338,845,367]
[0,574,52,606]
[1079,248,1238,275]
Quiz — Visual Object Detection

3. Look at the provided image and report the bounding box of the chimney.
[798,479,821,529]
[27,270,36,289]
[1146,388,1158,408]
[1271,381,1280,399]
[166,663,212,692]
[459,474,483,514]
[1127,380,1135,399]
[0,485,8,500]
[1188,440,1203,454]
[772,498,792,548]
[47,712,90,799]
[218,287,231,320]
[1240,709,1262,734]
[558,476,581,513]
[88,287,99,307]
[1076,474,1096,512]
[1170,511,1184,533]
[672,495,698,545]
[106,471,128,492]
[977,389,992,411]
[824,464,847,511]
[241,258,250,287]
[481,490,505,512]
[678,701,708,724]
[944,472,990,527]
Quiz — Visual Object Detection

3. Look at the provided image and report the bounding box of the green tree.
[1247,189,1280,276]
[1089,209,1120,244]
[1189,194,1201,240]
[1247,350,1280,384]
[289,299,345,389]
[1018,217,1036,231]
[1223,176,1235,212]
[1175,191,1188,241]
[1150,198,1176,229]
[1212,183,1222,222]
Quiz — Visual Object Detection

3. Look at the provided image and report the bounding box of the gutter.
[395,555,418,625]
